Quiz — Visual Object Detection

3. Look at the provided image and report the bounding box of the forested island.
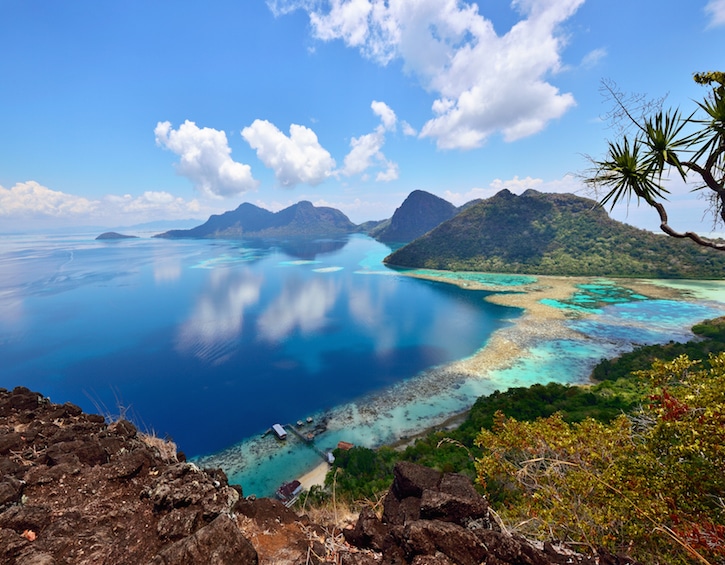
[384,189,725,278]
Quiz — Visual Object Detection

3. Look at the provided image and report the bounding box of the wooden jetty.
[284,424,331,462]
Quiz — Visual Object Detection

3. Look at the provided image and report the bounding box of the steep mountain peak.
[373,189,457,243]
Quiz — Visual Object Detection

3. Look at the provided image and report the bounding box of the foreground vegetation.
[308,318,725,564]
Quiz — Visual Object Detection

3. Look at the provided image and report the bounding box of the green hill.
[384,189,725,278]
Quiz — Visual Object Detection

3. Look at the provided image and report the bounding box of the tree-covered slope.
[384,189,725,277]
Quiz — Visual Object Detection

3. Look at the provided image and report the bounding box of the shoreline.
[289,273,693,490]
[202,271,722,497]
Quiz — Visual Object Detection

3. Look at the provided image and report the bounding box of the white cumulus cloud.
[0,181,98,217]
[274,0,583,149]
[341,100,399,180]
[0,180,224,231]
[241,119,336,187]
[154,120,258,198]
[103,191,204,218]
[371,100,397,130]
[706,0,725,27]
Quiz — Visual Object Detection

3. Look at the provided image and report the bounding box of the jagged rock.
[17,551,56,565]
[108,419,137,439]
[401,520,487,565]
[0,457,24,479]
[148,514,258,565]
[345,461,628,565]
[382,489,422,526]
[343,507,389,552]
[3,387,43,411]
[419,486,489,526]
[0,432,24,455]
[234,496,299,528]
[157,507,202,541]
[104,448,153,480]
[144,462,238,517]
[0,387,644,565]
[411,555,455,565]
[0,504,52,532]
[391,461,441,500]
[46,439,108,467]
[0,476,24,508]
[0,528,30,560]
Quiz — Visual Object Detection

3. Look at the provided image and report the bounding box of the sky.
[1,0,724,234]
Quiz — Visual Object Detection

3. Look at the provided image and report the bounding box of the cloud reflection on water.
[257,276,338,343]
[176,268,263,364]
[347,276,398,355]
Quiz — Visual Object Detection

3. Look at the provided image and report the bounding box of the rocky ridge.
[0,387,639,564]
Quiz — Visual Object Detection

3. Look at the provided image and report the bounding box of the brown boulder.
[149,514,258,565]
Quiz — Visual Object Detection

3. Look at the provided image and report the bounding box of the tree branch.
[652,201,725,250]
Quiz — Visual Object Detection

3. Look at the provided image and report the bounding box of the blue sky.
[1,0,724,233]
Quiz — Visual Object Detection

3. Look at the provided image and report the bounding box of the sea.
[3,232,725,496]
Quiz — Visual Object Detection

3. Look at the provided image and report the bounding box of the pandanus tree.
[585,72,725,250]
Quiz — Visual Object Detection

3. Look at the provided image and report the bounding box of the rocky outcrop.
[0,386,256,565]
[342,461,640,565]
[0,388,640,564]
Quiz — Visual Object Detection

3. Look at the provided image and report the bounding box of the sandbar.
[404,272,687,380]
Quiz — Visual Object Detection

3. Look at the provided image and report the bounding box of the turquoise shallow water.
[198,276,725,496]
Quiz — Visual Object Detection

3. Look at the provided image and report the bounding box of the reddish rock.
[149,514,258,565]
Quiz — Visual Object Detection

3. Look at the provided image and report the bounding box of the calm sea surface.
[0,233,516,454]
[3,232,725,496]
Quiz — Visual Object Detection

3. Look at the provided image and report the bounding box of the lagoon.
[3,233,725,496]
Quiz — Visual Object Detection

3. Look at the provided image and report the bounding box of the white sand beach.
[297,462,329,491]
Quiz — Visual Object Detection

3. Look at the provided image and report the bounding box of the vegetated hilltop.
[370,189,458,243]
[385,189,725,278]
[154,201,357,239]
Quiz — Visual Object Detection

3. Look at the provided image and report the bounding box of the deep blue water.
[0,233,518,458]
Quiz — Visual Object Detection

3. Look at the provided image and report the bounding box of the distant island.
[384,189,725,278]
[154,201,356,239]
[95,232,138,240]
[150,188,725,279]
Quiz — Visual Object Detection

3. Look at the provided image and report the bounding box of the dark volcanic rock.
[0,386,255,565]
[345,461,627,565]
[149,514,258,565]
